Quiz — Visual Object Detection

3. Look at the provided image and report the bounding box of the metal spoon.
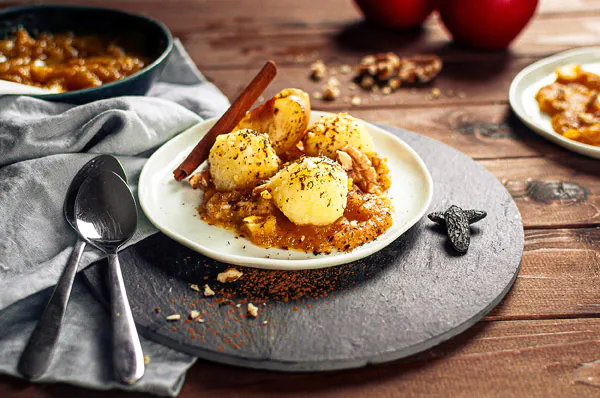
[75,169,144,385]
[18,155,127,380]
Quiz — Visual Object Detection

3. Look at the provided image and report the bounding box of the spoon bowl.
[75,169,144,384]
[75,169,137,251]
[64,155,127,230]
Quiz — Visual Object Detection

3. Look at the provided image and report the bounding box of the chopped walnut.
[217,268,243,283]
[428,87,441,100]
[204,284,215,297]
[357,52,443,93]
[189,310,201,319]
[360,75,375,89]
[336,145,381,194]
[251,181,270,197]
[327,76,340,87]
[322,84,340,101]
[389,77,401,90]
[189,284,201,292]
[188,169,210,190]
[336,149,353,170]
[310,60,326,81]
[397,54,443,84]
[247,303,259,318]
[350,95,362,106]
[166,314,181,321]
[360,54,376,65]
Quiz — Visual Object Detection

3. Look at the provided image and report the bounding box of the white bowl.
[138,111,433,270]
[509,47,600,159]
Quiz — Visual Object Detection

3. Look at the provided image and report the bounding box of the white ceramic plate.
[509,47,600,159]
[138,111,433,270]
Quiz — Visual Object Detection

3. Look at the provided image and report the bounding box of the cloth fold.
[0,39,230,396]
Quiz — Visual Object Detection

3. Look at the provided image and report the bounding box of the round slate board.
[82,125,523,371]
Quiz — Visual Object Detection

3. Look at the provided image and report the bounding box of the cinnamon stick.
[173,60,277,181]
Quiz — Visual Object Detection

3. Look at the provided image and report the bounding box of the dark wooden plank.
[480,156,600,229]
[488,228,600,319]
[3,2,600,68]
[3,0,600,35]
[178,318,600,397]
[178,13,600,67]
[350,105,566,160]
[2,317,600,397]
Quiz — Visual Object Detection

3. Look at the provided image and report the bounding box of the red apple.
[438,0,538,50]
[354,0,435,30]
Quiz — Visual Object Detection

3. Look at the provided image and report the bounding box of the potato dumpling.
[208,129,280,191]
[270,156,349,226]
[304,113,374,158]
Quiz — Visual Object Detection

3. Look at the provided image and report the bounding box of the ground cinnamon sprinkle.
[189,260,371,303]
[146,232,392,352]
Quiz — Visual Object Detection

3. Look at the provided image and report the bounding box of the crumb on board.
[204,284,215,296]
[189,310,201,319]
[247,303,259,318]
[144,355,150,365]
[217,268,243,283]
[189,284,201,292]
[166,314,181,321]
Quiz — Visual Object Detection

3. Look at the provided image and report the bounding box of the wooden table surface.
[2,0,600,396]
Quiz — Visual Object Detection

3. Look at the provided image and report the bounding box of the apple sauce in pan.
[0,28,145,92]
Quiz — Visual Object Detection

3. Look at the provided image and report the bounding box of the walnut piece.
[188,169,210,190]
[357,52,443,93]
[251,181,270,197]
[217,268,243,283]
[247,303,259,318]
[336,149,353,170]
[310,60,326,81]
[397,54,443,84]
[166,314,181,321]
[189,284,201,292]
[336,145,381,194]
[322,84,340,101]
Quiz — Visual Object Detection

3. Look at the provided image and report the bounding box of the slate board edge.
[82,122,524,372]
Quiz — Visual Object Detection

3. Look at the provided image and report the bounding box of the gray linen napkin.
[0,39,230,396]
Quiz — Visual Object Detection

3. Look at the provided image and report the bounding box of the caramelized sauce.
[0,29,145,92]
[536,64,600,146]
[198,148,394,254]
[200,187,393,254]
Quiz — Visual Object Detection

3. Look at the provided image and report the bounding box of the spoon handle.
[18,238,86,379]
[107,253,144,384]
